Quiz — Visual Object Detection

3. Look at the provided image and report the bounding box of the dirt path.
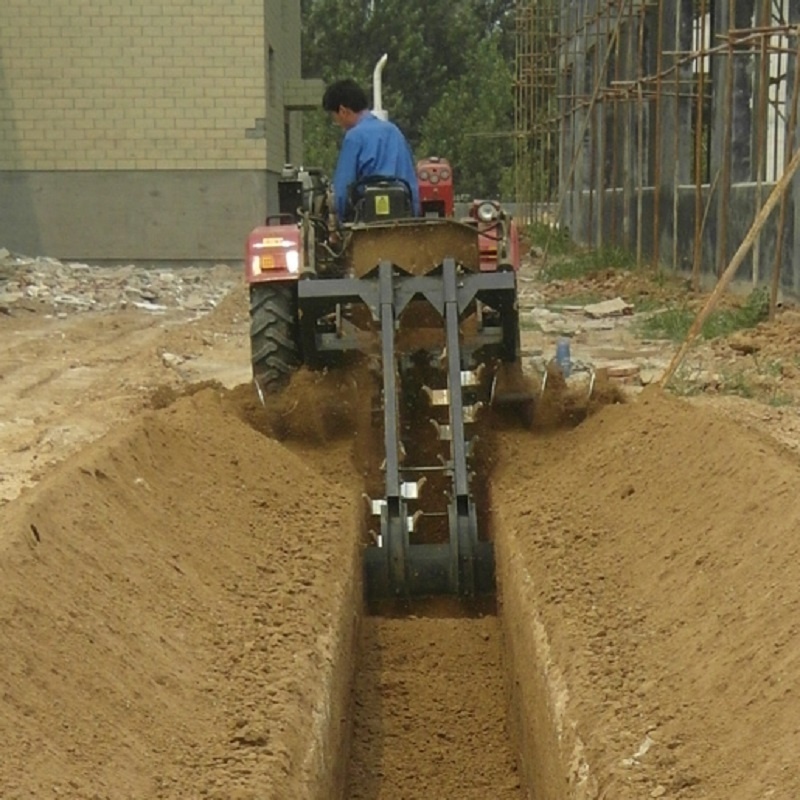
[0,288,250,504]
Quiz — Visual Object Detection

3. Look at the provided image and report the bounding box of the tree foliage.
[299,0,516,198]
[419,39,515,199]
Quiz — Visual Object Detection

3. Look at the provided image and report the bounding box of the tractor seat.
[346,175,414,223]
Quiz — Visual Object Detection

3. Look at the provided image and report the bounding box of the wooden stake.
[660,144,800,388]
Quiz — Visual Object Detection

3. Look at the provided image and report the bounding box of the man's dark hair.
[322,79,369,113]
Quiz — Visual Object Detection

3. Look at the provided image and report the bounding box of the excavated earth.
[1,262,800,799]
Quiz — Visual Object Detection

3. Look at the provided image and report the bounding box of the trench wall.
[495,517,598,800]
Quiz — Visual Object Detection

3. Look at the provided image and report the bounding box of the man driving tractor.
[322,78,421,221]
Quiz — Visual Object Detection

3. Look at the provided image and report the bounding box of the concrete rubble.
[0,247,238,317]
[0,245,674,390]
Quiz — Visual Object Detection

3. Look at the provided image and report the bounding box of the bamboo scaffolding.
[538,0,632,259]
[514,0,800,297]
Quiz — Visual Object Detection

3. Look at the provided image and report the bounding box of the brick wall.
[0,0,301,172]
[0,0,319,260]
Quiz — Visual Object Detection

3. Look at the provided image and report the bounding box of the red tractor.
[244,66,527,600]
[244,167,521,395]
[417,156,454,217]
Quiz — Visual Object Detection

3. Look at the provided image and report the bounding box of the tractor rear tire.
[249,282,301,396]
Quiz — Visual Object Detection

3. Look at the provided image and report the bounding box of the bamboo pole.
[610,32,619,243]
[671,0,681,272]
[751,0,771,287]
[660,144,800,388]
[587,11,597,246]
[652,0,664,271]
[769,35,800,319]
[716,2,735,278]
[636,5,645,268]
[690,0,708,290]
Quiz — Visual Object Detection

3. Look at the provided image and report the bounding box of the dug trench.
[2,362,800,798]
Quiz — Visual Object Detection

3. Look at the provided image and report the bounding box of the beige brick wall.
[0,0,303,171]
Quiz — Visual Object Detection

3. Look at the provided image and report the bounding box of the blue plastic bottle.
[555,337,571,377]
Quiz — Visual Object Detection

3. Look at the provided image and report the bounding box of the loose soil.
[1,260,800,798]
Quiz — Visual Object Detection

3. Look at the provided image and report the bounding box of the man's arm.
[332,133,360,221]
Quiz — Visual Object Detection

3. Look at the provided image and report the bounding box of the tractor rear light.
[253,253,278,269]
[285,250,299,274]
[249,250,283,275]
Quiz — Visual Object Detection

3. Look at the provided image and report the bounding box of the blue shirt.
[332,112,421,220]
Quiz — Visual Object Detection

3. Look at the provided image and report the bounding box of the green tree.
[418,39,515,199]
[302,0,480,136]
[299,0,516,196]
[470,0,517,61]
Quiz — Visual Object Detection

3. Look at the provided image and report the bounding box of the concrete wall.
[582,183,792,290]
[0,0,321,262]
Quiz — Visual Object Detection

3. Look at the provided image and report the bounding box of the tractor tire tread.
[249,283,301,394]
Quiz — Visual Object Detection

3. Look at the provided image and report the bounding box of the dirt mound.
[531,363,627,431]
[721,305,800,357]
[493,387,800,798]
[238,366,374,445]
[156,282,249,356]
[0,386,360,799]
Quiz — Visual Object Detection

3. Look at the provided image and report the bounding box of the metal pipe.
[372,53,389,120]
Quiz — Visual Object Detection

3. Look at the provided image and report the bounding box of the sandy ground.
[2,259,800,798]
[346,612,523,799]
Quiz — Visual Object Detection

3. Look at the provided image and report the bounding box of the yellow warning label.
[374,195,390,215]
[261,237,284,247]
[261,254,275,269]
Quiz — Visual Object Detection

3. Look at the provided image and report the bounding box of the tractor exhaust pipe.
[372,53,389,121]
